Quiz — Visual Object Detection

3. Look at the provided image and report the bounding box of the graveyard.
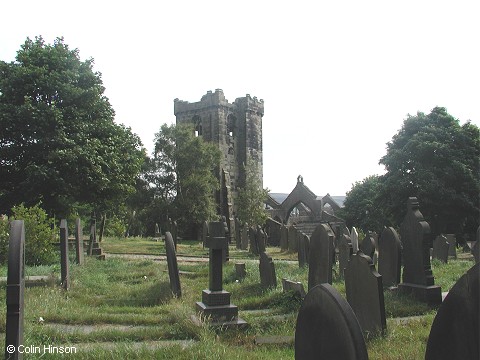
[0,220,477,359]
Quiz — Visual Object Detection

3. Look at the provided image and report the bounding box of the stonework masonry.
[174,89,264,233]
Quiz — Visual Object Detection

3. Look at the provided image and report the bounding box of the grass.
[0,237,475,359]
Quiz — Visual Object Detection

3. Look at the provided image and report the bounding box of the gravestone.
[195,222,246,326]
[377,227,402,288]
[432,235,450,264]
[308,224,335,290]
[235,218,241,249]
[345,252,386,338]
[89,216,105,260]
[351,227,359,253]
[288,226,298,252]
[5,220,25,360]
[280,224,288,251]
[444,234,457,258]
[256,226,266,254]
[266,218,282,246]
[59,219,70,290]
[259,252,277,288]
[74,218,84,265]
[249,226,259,255]
[282,278,306,298]
[202,221,208,248]
[295,283,368,360]
[338,234,353,279]
[154,223,161,238]
[359,232,375,260]
[240,223,249,251]
[298,233,309,268]
[425,263,479,360]
[165,232,181,298]
[398,197,441,305]
[235,263,246,280]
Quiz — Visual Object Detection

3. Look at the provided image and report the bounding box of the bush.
[10,204,57,266]
[104,214,127,238]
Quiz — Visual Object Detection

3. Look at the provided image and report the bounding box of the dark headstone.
[256,227,266,254]
[259,252,277,288]
[266,218,282,246]
[235,263,246,280]
[249,226,259,255]
[338,234,353,279]
[172,220,178,248]
[425,263,479,360]
[235,218,241,249]
[165,232,181,298]
[432,235,450,264]
[5,220,25,360]
[398,197,441,305]
[282,278,306,298]
[59,219,70,290]
[377,227,402,288]
[295,284,368,360]
[240,223,249,251]
[74,218,84,265]
[298,233,309,268]
[308,224,335,290]
[280,224,288,251]
[345,252,386,338]
[444,234,457,258]
[359,232,375,260]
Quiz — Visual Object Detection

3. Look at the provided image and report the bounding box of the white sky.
[2,1,479,196]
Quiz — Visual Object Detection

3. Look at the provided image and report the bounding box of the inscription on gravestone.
[377,227,402,288]
[308,224,334,290]
[59,219,70,290]
[5,220,25,360]
[165,232,181,298]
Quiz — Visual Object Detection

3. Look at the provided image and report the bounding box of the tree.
[339,175,391,234]
[0,36,144,217]
[236,158,269,227]
[379,107,479,236]
[150,123,221,235]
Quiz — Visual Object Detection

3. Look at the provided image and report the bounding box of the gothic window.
[193,115,202,137]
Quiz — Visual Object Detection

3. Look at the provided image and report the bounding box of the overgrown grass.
[0,241,475,359]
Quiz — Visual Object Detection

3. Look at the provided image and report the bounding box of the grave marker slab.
[235,218,241,249]
[240,223,249,251]
[377,227,402,288]
[249,226,259,255]
[444,234,457,258]
[288,226,298,252]
[256,227,266,254]
[298,233,309,268]
[432,235,450,264]
[235,263,246,280]
[74,218,84,265]
[425,263,479,360]
[295,283,368,360]
[282,278,306,298]
[259,252,277,288]
[59,219,70,290]
[308,224,334,290]
[345,252,386,338]
[351,227,359,253]
[165,232,181,298]
[398,197,441,305]
[338,234,353,279]
[360,232,375,260]
[5,220,25,360]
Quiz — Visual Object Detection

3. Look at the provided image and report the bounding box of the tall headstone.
[425,263,479,360]
[88,215,105,260]
[59,219,70,290]
[298,233,309,268]
[259,252,277,288]
[235,218,241,249]
[172,220,178,249]
[444,234,457,258]
[308,224,335,290]
[165,232,181,298]
[377,227,402,288]
[345,252,386,338]
[432,235,450,264]
[295,284,368,360]
[240,223,249,251]
[288,226,297,252]
[398,197,441,305]
[195,222,246,326]
[338,234,353,280]
[256,226,266,254]
[74,218,84,265]
[351,227,359,253]
[280,224,288,251]
[359,232,375,260]
[266,218,282,246]
[249,226,259,255]
[5,220,25,360]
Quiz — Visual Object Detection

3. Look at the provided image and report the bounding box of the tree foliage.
[0,36,144,217]
[379,107,479,235]
[236,158,269,227]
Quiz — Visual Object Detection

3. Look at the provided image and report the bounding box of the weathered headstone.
[377,227,402,288]
[308,224,335,290]
[256,226,266,254]
[266,218,282,246]
[282,278,306,298]
[351,227,359,253]
[235,218,241,249]
[338,234,353,279]
[59,219,70,290]
[195,222,246,326]
[74,218,84,265]
[235,263,246,280]
[295,283,368,360]
[345,252,386,338]
[240,223,249,251]
[249,226,258,255]
[280,224,288,251]
[259,252,277,288]
[359,232,375,260]
[298,233,309,268]
[444,234,457,258]
[5,220,25,360]
[398,197,441,305]
[165,232,181,298]
[432,235,450,264]
[425,263,479,360]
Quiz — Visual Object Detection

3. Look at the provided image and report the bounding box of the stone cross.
[59,219,70,290]
[74,218,84,265]
[308,224,334,290]
[5,220,25,360]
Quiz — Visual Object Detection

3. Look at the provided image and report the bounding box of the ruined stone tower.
[174,89,264,231]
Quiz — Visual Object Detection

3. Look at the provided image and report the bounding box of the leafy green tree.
[150,123,221,235]
[0,36,144,217]
[379,107,479,235]
[339,175,390,233]
[236,158,269,227]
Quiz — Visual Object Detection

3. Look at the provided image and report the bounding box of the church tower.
[174,89,264,232]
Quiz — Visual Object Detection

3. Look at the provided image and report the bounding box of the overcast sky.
[2,1,479,196]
